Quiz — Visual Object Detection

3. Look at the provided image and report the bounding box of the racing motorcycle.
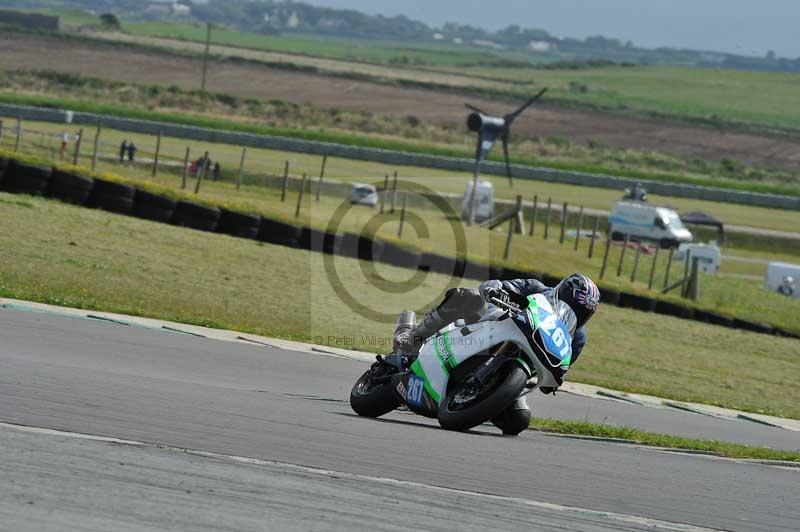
[349,289,577,432]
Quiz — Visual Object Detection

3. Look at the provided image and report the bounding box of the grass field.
[4,114,800,238]
[3,143,799,334]
[1,192,798,419]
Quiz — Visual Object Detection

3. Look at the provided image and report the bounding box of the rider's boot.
[491,395,532,436]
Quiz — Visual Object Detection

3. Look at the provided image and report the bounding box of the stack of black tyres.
[0,157,8,186]
[258,218,301,247]
[48,168,94,205]
[132,189,177,224]
[1,160,51,196]
[89,179,135,214]
[218,208,262,239]
[172,201,221,232]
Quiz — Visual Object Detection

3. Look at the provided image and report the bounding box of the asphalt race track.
[1,308,798,531]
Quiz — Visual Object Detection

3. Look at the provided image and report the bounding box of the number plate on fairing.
[406,375,426,407]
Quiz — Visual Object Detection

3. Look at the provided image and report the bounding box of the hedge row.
[0,157,795,340]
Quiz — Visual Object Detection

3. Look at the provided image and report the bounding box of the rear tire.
[350,369,402,418]
[438,365,527,432]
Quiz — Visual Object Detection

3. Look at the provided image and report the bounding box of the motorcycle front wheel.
[438,365,527,432]
[350,368,402,418]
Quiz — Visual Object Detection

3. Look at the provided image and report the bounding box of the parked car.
[348,183,378,207]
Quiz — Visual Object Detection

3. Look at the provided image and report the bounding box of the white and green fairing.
[410,293,570,405]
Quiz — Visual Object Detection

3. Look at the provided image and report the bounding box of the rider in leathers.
[394,273,600,435]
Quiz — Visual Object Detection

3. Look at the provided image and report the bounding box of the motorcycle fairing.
[527,294,573,369]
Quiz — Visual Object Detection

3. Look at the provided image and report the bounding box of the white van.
[460,180,494,223]
[609,201,692,248]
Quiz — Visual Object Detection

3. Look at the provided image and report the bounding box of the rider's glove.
[479,280,504,303]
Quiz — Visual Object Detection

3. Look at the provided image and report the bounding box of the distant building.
[172,3,191,16]
[287,12,300,28]
[452,37,463,44]
[528,41,552,52]
[473,39,504,50]
[433,33,445,40]
[0,10,59,31]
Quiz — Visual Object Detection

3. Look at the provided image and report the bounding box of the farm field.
[2,31,800,175]
[5,116,800,237]
[2,192,799,418]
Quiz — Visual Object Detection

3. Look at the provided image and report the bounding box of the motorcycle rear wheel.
[350,368,402,418]
[438,365,527,432]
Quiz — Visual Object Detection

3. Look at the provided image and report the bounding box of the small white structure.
[528,41,552,52]
[348,183,378,207]
[676,243,721,275]
[766,262,800,297]
[609,201,693,248]
[461,180,494,223]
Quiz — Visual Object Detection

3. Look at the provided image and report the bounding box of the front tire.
[438,365,527,432]
[350,369,402,418]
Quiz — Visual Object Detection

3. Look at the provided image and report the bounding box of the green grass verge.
[529,418,800,462]
[2,87,798,199]
[1,192,799,419]
[3,144,800,334]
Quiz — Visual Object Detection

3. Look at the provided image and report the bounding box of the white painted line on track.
[0,420,728,532]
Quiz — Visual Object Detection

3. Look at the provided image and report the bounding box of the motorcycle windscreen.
[530,298,576,369]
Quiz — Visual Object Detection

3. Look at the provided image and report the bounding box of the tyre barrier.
[258,218,302,247]
[172,201,221,232]
[618,292,657,312]
[0,160,51,196]
[89,179,135,214]
[654,300,695,320]
[379,242,421,269]
[694,309,735,328]
[132,190,177,224]
[47,169,94,206]
[218,208,262,240]
[0,160,794,340]
[597,287,620,306]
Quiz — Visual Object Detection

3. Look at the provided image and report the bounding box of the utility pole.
[200,22,212,91]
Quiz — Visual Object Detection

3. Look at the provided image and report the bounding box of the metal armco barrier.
[2,102,799,211]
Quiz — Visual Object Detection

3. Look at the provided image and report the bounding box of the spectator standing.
[213,161,221,182]
[119,140,128,163]
[60,131,69,161]
[127,141,137,164]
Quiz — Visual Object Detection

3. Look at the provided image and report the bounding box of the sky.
[301,0,800,58]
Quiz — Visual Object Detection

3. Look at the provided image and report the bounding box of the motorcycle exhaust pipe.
[393,310,416,336]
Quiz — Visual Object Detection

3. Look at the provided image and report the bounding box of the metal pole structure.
[529,195,537,236]
[91,126,101,171]
[588,216,600,259]
[467,162,480,226]
[648,246,660,290]
[630,242,642,283]
[680,251,692,298]
[616,234,630,277]
[200,22,212,91]
[315,154,327,201]
[194,151,209,194]
[574,206,584,251]
[280,161,290,202]
[504,195,522,260]
[599,231,612,280]
[544,197,552,239]
[380,174,389,214]
[151,131,162,177]
[397,194,408,238]
[181,147,190,189]
[663,247,675,290]
[72,128,84,165]
[295,173,307,219]
[559,202,568,244]
[390,171,398,213]
[689,257,701,301]
[14,117,21,152]
[236,147,247,189]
